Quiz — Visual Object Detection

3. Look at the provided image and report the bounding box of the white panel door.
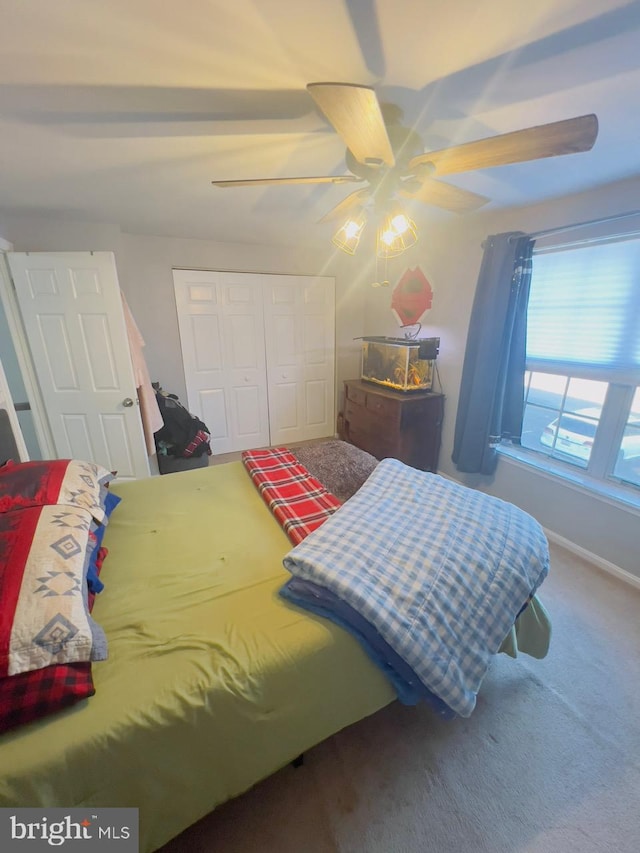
[173,269,270,454]
[262,275,335,445]
[7,252,149,479]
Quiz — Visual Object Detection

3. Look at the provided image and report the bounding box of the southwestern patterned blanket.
[0,505,107,678]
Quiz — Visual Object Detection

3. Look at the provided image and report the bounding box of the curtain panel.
[452,232,534,475]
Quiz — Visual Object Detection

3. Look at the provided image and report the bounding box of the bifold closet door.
[173,270,270,455]
[174,270,335,454]
[261,275,335,445]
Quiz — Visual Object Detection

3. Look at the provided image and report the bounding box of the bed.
[0,441,550,852]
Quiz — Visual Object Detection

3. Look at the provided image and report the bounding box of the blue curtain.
[452,232,534,475]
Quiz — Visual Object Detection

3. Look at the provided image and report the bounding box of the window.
[612,387,640,488]
[518,234,640,500]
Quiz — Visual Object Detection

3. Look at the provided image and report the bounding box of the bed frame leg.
[291,754,304,769]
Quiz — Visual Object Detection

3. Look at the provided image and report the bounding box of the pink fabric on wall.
[120,292,164,455]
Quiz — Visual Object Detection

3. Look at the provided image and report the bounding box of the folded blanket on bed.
[281,577,551,715]
[241,448,341,544]
[281,576,456,716]
[282,458,550,718]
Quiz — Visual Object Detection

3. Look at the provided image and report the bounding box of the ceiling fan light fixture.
[390,213,410,234]
[332,214,367,255]
[376,207,418,258]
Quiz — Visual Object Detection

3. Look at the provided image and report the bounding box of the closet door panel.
[263,275,335,445]
[233,385,264,437]
[198,388,229,445]
[271,382,299,431]
[305,378,329,426]
[191,314,223,372]
[173,270,270,455]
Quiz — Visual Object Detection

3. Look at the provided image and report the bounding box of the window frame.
[501,231,640,508]
[520,368,637,485]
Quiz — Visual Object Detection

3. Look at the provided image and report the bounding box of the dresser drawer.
[345,382,367,406]
[365,390,401,425]
[402,394,443,419]
[347,421,397,461]
[345,400,399,437]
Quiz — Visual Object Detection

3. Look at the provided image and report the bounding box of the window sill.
[496,445,640,517]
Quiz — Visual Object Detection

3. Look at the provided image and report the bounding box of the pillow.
[0,662,95,735]
[0,458,115,525]
[0,505,108,678]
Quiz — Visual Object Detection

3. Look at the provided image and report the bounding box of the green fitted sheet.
[0,463,395,852]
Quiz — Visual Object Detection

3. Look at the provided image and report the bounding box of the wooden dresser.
[342,379,444,472]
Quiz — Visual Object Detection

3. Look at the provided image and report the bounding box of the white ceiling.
[1,0,639,249]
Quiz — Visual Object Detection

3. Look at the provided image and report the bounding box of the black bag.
[153,385,212,459]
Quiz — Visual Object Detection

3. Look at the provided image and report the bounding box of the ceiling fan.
[211,82,598,232]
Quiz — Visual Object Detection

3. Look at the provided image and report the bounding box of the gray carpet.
[159,543,640,853]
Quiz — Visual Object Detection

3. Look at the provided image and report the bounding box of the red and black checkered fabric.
[242,448,342,545]
[88,546,108,613]
[0,662,95,735]
[182,429,212,458]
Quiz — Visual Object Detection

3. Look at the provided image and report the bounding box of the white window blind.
[527,237,640,374]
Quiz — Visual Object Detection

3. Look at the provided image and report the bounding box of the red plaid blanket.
[241,448,341,545]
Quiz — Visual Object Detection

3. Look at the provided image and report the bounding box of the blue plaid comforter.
[282,458,549,717]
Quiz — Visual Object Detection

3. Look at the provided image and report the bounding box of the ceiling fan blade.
[409,114,598,176]
[211,175,362,188]
[400,179,490,213]
[318,188,371,224]
[307,83,395,168]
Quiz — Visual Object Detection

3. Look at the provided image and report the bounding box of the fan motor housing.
[346,124,424,180]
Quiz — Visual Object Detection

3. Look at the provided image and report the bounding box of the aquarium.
[360,336,439,392]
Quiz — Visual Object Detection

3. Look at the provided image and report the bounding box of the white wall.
[4,215,125,256]
[364,175,640,579]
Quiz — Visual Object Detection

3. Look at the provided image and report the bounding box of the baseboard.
[543,527,640,590]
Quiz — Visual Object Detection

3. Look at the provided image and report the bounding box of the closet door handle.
[122,397,135,407]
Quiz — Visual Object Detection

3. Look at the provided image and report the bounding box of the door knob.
[122,397,135,407]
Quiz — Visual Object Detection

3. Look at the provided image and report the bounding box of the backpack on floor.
[153,384,212,458]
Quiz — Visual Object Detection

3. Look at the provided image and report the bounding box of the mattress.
[0,462,395,852]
